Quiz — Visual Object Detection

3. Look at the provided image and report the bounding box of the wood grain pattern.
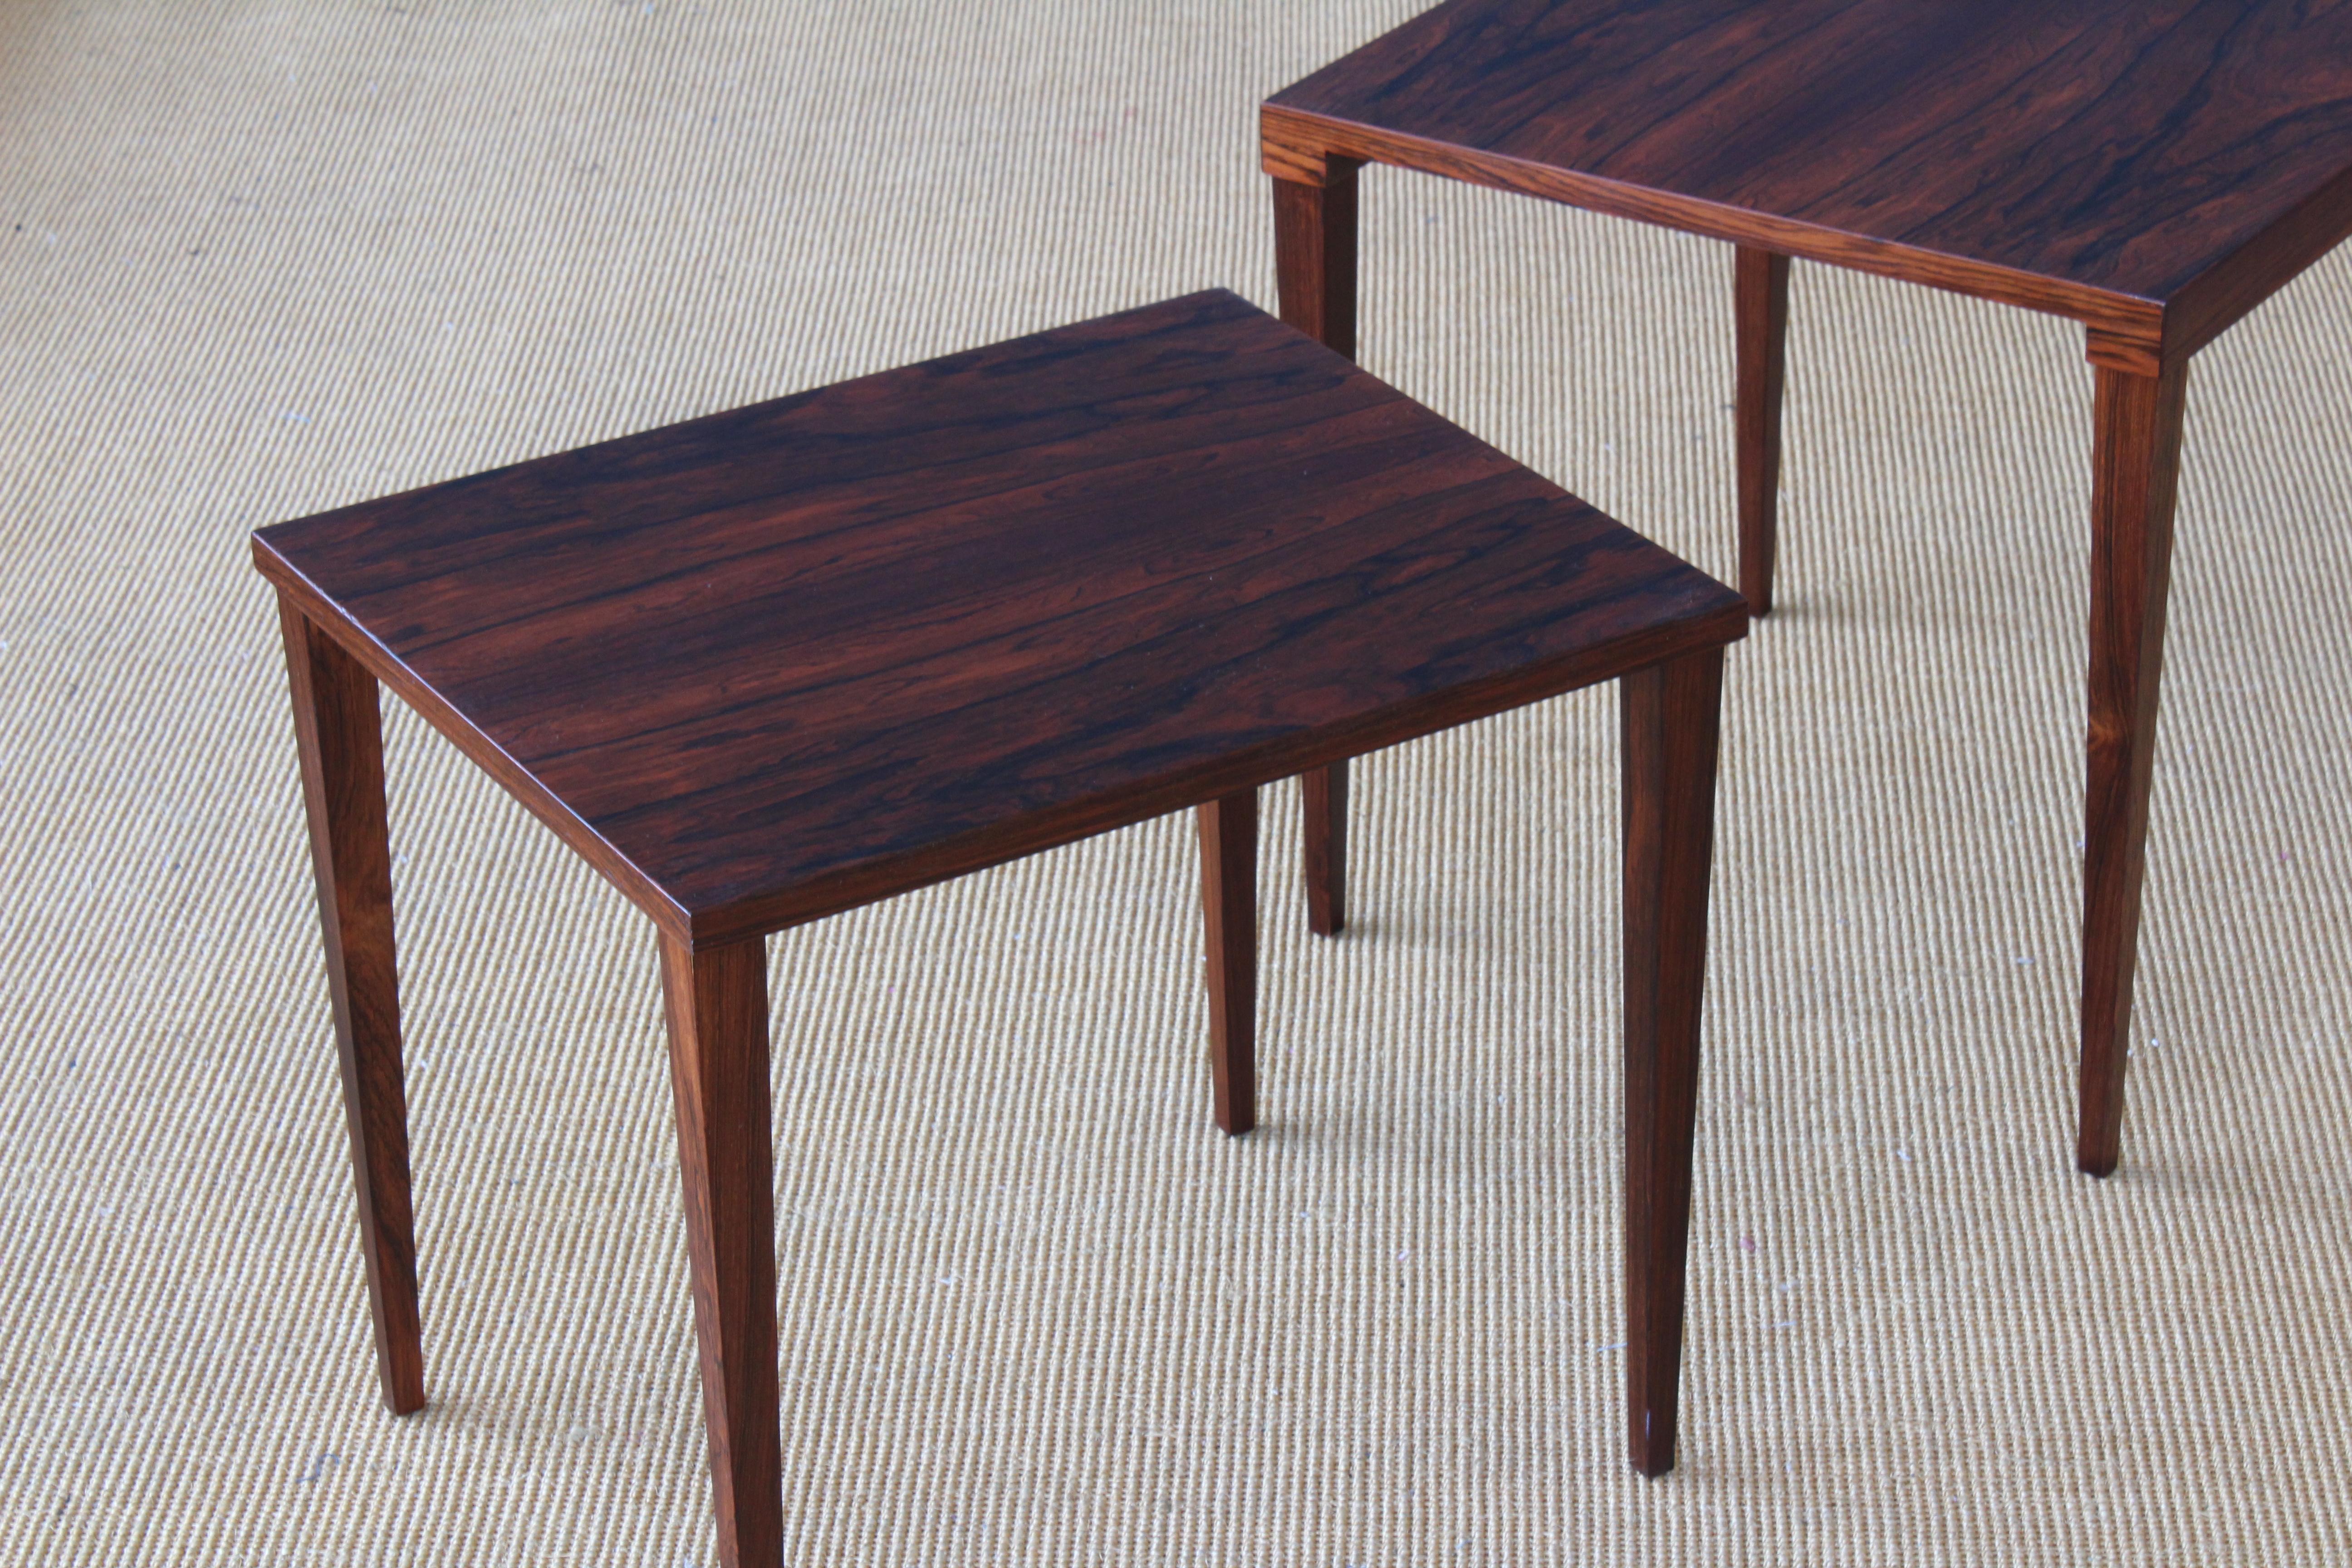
[1618,644,1725,1478]
[1733,247,1789,617]
[1273,169,1359,358]
[2168,159,2352,365]
[1273,173,1365,938]
[1197,789,1259,1135]
[260,289,1751,1519]
[255,291,1746,952]
[266,572,692,939]
[278,593,426,1416]
[2078,361,2189,1178]
[1265,0,2352,358]
[1300,761,1348,938]
[1264,0,2352,1178]
[659,935,780,1568]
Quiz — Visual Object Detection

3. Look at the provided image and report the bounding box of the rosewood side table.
[1262,0,2352,1176]
[255,291,1747,1563]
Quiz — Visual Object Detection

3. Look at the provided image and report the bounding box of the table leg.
[1272,163,1356,356]
[1275,162,1360,936]
[278,594,426,1416]
[2078,359,2189,1177]
[1198,789,1260,1135]
[1734,247,1790,617]
[1299,761,1348,941]
[1619,645,1725,1477]
[659,935,781,1568]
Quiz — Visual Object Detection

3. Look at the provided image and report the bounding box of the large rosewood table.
[254,291,1746,1563]
[1262,0,2352,1176]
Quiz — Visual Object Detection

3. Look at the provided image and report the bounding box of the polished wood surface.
[255,290,1745,953]
[279,593,425,1416]
[660,935,780,1568]
[1733,247,1789,616]
[1268,0,2351,1171]
[1265,0,2352,367]
[2078,361,2189,1178]
[1618,645,1724,1477]
[1197,789,1260,1136]
[260,290,1749,1526]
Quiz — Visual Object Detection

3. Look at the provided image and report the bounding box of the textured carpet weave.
[3,3,2350,1564]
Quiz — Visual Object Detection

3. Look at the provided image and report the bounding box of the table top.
[255,291,1744,947]
[1265,0,2352,362]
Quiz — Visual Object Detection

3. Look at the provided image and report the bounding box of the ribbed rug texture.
[4,3,2350,1563]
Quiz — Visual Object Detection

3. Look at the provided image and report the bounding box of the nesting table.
[1263,0,2352,1175]
[256,291,1746,1563]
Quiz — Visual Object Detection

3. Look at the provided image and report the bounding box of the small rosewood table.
[1262,0,2352,1176]
[253,291,1746,1564]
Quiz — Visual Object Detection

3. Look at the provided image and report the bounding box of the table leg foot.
[1620,646,1725,1477]
[661,935,780,1568]
[279,594,426,1416]
[1735,247,1789,618]
[1198,789,1260,1136]
[2078,358,2189,1178]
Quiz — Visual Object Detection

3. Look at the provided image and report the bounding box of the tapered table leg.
[660,935,781,1568]
[2078,359,2189,1178]
[1734,247,1790,617]
[1198,789,1261,1135]
[279,594,426,1416]
[1276,161,1361,936]
[1619,646,1725,1477]
[1300,760,1348,938]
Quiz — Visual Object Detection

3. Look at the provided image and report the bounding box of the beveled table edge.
[258,520,1746,953]
[1261,102,2174,361]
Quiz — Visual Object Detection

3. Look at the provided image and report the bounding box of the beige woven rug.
[5,3,2351,1563]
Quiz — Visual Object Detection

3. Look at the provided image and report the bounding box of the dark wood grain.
[258,289,1752,1524]
[1265,0,2352,361]
[1267,1,2352,1175]
[255,291,1746,952]
[1300,762,1348,938]
[659,935,780,1568]
[1618,644,1724,1478]
[1197,789,1260,1135]
[2078,361,2188,1178]
[1273,167,1359,356]
[1274,172,1363,937]
[2168,159,2352,366]
[278,593,426,1417]
[1734,248,1789,616]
